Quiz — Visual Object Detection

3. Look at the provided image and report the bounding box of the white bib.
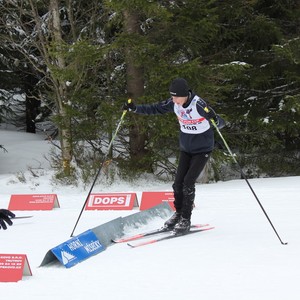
[174,96,210,134]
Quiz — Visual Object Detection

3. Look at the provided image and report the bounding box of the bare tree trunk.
[23,73,40,133]
[49,0,73,175]
[123,10,150,170]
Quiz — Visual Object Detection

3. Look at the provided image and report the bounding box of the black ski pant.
[173,151,211,219]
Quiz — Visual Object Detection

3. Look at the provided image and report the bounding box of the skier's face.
[172,96,188,106]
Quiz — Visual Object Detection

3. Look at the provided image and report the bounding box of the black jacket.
[134,92,225,154]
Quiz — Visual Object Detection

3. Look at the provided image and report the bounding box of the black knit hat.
[169,78,189,97]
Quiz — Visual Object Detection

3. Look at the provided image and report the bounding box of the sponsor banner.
[8,194,60,211]
[178,117,206,125]
[139,191,175,211]
[0,254,32,282]
[51,230,105,268]
[85,193,138,210]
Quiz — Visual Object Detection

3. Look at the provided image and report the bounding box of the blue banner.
[51,230,105,268]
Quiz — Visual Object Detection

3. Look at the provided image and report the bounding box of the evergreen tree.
[104,0,234,180]
[205,0,300,177]
[1,0,299,181]
[0,0,111,179]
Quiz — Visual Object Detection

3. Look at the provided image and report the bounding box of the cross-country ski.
[112,223,210,243]
[127,226,215,248]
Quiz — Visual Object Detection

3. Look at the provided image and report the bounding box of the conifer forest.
[0,0,299,183]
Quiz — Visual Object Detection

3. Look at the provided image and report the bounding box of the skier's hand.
[0,209,15,230]
[123,99,136,112]
[205,107,217,122]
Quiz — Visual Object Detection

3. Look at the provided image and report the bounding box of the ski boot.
[173,217,191,234]
[163,212,181,229]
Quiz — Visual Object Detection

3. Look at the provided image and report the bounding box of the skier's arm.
[123,99,174,115]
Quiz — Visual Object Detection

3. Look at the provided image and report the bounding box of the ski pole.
[205,107,287,245]
[70,101,130,237]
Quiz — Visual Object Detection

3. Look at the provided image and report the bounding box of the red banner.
[0,254,32,282]
[139,191,175,210]
[8,194,60,210]
[85,193,138,210]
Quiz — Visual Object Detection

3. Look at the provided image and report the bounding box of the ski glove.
[0,209,15,230]
[123,100,136,112]
[205,107,218,123]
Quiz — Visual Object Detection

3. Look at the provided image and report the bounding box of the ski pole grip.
[122,99,132,113]
[204,106,217,128]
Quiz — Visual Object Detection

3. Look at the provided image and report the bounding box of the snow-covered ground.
[1,129,299,300]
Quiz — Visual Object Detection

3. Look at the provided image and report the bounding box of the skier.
[0,209,15,230]
[123,78,225,233]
